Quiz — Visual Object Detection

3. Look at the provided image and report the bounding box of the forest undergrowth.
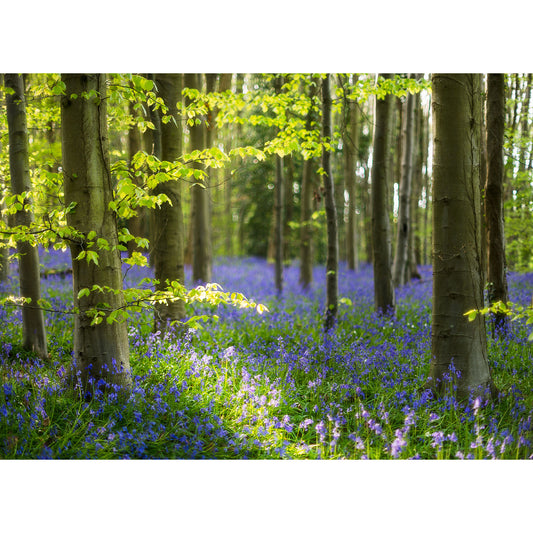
[1,249,532,459]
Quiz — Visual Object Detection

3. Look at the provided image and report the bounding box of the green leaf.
[77,288,91,299]
[465,310,478,322]
[140,78,154,91]
[86,250,99,266]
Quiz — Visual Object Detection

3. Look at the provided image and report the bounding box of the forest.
[1,71,532,467]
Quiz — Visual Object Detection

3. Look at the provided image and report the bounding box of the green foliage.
[466,300,533,342]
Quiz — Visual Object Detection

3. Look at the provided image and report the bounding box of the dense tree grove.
[1,73,533,463]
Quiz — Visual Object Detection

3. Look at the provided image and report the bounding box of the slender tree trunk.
[1,74,10,283]
[61,73,131,394]
[300,158,315,288]
[485,74,509,333]
[371,74,395,315]
[362,165,373,264]
[322,74,338,331]
[422,92,431,266]
[0,196,8,283]
[152,74,186,333]
[299,80,319,288]
[344,76,360,271]
[429,73,495,400]
[409,84,423,278]
[205,74,218,254]
[126,99,144,257]
[185,73,212,283]
[518,74,531,176]
[392,76,416,286]
[283,154,294,261]
[5,73,48,359]
[273,75,284,295]
[144,74,162,269]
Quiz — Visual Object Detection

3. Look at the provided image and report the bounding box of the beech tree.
[299,81,319,289]
[429,73,495,400]
[342,75,360,272]
[5,73,48,359]
[185,73,212,283]
[392,75,416,287]
[126,98,144,257]
[152,73,186,332]
[371,74,395,315]
[485,74,509,332]
[61,73,132,394]
[273,75,284,295]
[322,74,338,331]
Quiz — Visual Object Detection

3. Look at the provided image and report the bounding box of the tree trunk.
[283,154,294,261]
[152,74,186,333]
[344,75,360,271]
[429,73,495,400]
[0,197,8,282]
[409,84,423,278]
[185,73,212,283]
[61,73,131,394]
[5,73,48,359]
[485,74,509,333]
[392,76,416,287]
[362,165,373,264]
[322,74,339,331]
[273,75,284,295]
[126,98,145,257]
[299,157,315,288]
[371,74,395,315]
[299,80,319,289]
[205,74,218,254]
[144,74,162,269]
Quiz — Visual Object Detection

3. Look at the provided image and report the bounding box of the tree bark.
[61,73,131,394]
[485,74,509,332]
[283,154,294,261]
[299,80,319,289]
[5,73,48,359]
[409,84,423,278]
[371,74,395,315]
[273,75,284,295]
[152,74,186,333]
[429,73,495,400]
[392,76,416,286]
[299,157,315,288]
[344,75,360,271]
[322,74,339,331]
[185,73,212,283]
[126,98,144,257]
[143,74,162,269]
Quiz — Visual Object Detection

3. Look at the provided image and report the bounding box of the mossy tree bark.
[485,73,509,333]
[152,74,186,333]
[5,73,48,359]
[429,73,495,400]
[322,74,339,331]
[61,73,131,394]
[371,74,395,315]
